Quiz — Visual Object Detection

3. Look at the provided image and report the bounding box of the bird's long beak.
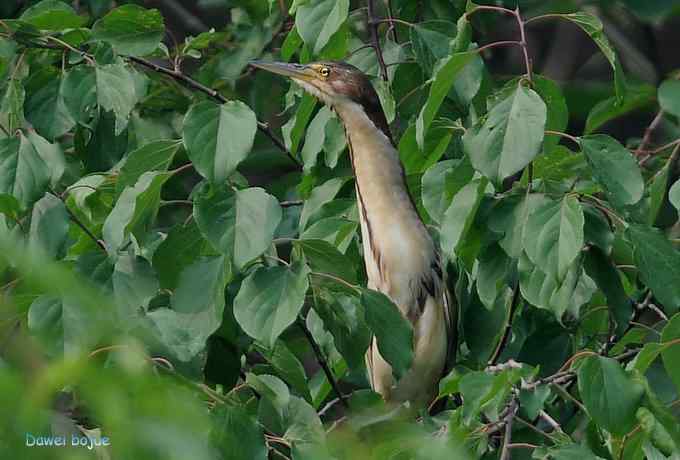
[249,60,315,81]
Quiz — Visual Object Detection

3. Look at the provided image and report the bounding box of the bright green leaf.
[463,83,547,185]
[183,100,257,184]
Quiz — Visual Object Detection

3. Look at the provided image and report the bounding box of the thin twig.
[296,317,349,409]
[489,284,521,365]
[475,40,523,54]
[48,189,107,252]
[634,110,665,157]
[366,0,389,83]
[508,443,538,450]
[500,397,518,460]
[279,200,303,207]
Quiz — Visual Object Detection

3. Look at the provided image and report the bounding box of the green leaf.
[533,75,569,153]
[28,193,69,259]
[519,253,596,320]
[211,403,267,460]
[246,373,290,413]
[585,84,655,134]
[301,106,333,172]
[92,5,165,56]
[295,0,349,55]
[146,255,228,362]
[293,239,357,284]
[580,135,644,208]
[299,177,348,230]
[24,73,75,140]
[282,93,316,157]
[0,134,49,207]
[117,140,182,193]
[416,51,475,149]
[61,66,97,125]
[660,314,680,394]
[183,100,257,184]
[234,262,310,348]
[113,253,158,321]
[583,248,631,334]
[0,193,21,219]
[464,83,547,185]
[26,131,66,189]
[440,177,487,258]
[102,171,170,253]
[489,193,550,258]
[20,0,86,30]
[1,79,25,133]
[476,244,513,310]
[194,185,282,270]
[95,60,139,135]
[523,196,584,282]
[410,21,455,75]
[421,158,474,224]
[153,221,212,290]
[27,295,64,353]
[313,291,370,369]
[361,289,413,379]
[658,79,680,118]
[577,355,644,435]
[626,224,680,314]
[562,12,625,103]
[670,179,680,212]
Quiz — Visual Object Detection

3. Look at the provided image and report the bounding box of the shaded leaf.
[580,135,644,208]
[361,289,413,379]
[577,355,644,435]
[626,224,680,314]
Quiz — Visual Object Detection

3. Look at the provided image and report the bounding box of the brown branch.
[500,397,519,460]
[634,110,665,157]
[296,317,349,409]
[366,0,389,83]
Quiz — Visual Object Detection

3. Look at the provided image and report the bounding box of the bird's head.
[250,60,391,140]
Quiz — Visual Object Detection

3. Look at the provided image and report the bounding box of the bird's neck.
[335,100,435,305]
[335,101,414,213]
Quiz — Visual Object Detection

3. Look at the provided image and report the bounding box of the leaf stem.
[544,130,581,147]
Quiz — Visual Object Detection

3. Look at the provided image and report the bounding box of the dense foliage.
[1,0,680,459]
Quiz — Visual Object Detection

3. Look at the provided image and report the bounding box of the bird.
[250,60,454,407]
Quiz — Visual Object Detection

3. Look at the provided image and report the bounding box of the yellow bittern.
[251,61,454,407]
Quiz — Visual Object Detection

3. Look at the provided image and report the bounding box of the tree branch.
[500,397,518,460]
[366,0,389,83]
[296,317,349,409]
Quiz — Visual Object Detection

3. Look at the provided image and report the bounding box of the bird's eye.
[320,67,330,77]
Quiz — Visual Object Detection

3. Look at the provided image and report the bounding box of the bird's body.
[251,60,454,406]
